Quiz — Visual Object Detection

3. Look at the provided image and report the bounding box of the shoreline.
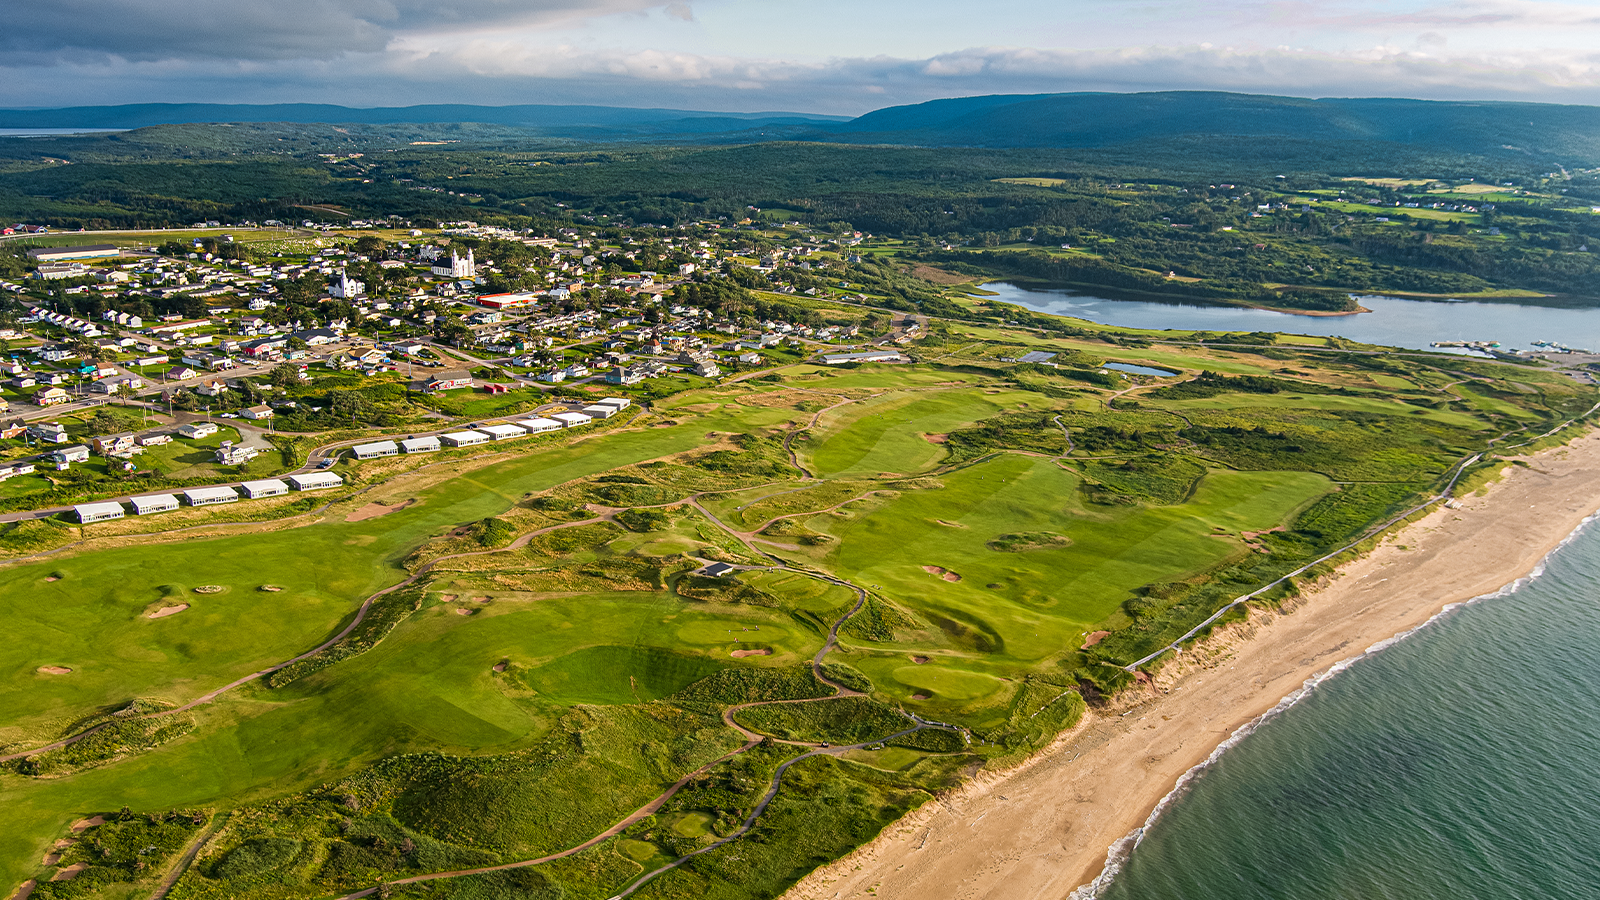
[782,430,1600,900]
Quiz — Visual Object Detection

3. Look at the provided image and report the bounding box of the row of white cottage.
[348,398,631,459]
[73,398,633,524]
[73,472,345,523]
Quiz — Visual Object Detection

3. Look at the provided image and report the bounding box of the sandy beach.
[783,431,1600,900]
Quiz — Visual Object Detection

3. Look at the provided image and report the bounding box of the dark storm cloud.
[0,0,659,64]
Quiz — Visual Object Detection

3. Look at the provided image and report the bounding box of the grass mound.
[987,531,1071,552]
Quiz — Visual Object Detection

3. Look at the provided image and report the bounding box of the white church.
[330,269,365,299]
[431,248,476,279]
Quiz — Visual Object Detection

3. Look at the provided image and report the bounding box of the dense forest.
[3,119,1600,306]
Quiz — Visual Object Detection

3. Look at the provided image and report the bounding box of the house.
[737,352,762,365]
[74,501,126,524]
[239,478,290,499]
[178,422,219,439]
[699,562,737,578]
[550,412,592,428]
[90,376,143,395]
[129,494,180,515]
[425,369,473,393]
[293,328,340,346]
[29,422,69,443]
[538,369,567,384]
[33,387,70,406]
[605,366,645,385]
[692,360,721,378]
[195,380,229,397]
[353,440,400,459]
[91,432,137,454]
[0,421,25,440]
[478,423,527,441]
[168,367,199,381]
[214,443,260,466]
[441,430,491,447]
[50,445,91,464]
[288,472,344,491]
[240,405,274,421]
[9,375,35,390]
[400,436,442,454]
[137,433,173,447]
[183,486,239,506]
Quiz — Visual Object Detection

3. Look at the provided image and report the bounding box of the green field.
[0,323,1593,900]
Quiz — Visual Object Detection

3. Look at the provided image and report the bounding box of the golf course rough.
[2,335,1590,900]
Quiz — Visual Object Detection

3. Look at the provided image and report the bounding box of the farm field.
[1,322,1594,900]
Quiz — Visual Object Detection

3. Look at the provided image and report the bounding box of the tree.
[270,363,303,388]
[114,382,137,406]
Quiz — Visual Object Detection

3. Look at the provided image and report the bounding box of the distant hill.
[6,92,1600,166]
[0,102,846,134]
[803,91,1600,165]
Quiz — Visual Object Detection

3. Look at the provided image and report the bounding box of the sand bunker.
[922,433,949,444]
[454,608,478,616]
[346,498,416,522]
[911,693,930,701]
[193,585,224,594]
[44,575,61,583]
[934,519,966,528]
[911,656,930,664]
[1081,630,1111,649]
[440,594,458,602]
[148,604,190,619]
[41,850,61,866]
[51,864,86,882]
[259,584,283,592]
[36,666,72,675]
[922,565,962,582]
[69,817,103,833]
[492,661,509,672]
[730,648,773,658]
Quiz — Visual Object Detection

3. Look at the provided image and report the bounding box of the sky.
[6,0,1600,114]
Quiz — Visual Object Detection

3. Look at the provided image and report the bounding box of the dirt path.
[147,813,227,900]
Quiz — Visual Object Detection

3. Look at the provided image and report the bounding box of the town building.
[239,478,290,499]
[74,501,126,524]
[129,494,180,515]
[400,436,442,453]
[352,440,400,459]
[183,486,240,506]
[288,472,344,491]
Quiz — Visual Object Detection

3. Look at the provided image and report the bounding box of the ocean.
[1095,516,1600,899]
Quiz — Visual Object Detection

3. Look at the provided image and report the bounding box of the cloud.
[664,2,695,23]
[0,0,666,64]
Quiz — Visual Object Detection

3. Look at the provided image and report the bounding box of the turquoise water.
[1097,518,1600,900]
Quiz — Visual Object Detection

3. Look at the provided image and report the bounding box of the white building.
[353,440,400,459]
[129,494,180,515]
[331,269,365,299]
[478,423,527,441]
[441,430,491,447]
[550,412,592,428]
[239,478,290,499]
[430,248,476,279]
[184,486,240,506]
[400,436,442,453]
[516,417,562,434]
[178,422,219,439]
[595,397,632,412]
[288,472,344,491]
[74,501,126,524]
[581,404,619,419]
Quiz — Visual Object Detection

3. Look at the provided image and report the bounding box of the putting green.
[891,665,1005,701]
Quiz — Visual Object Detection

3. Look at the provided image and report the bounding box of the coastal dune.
[784,432,1600,900]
